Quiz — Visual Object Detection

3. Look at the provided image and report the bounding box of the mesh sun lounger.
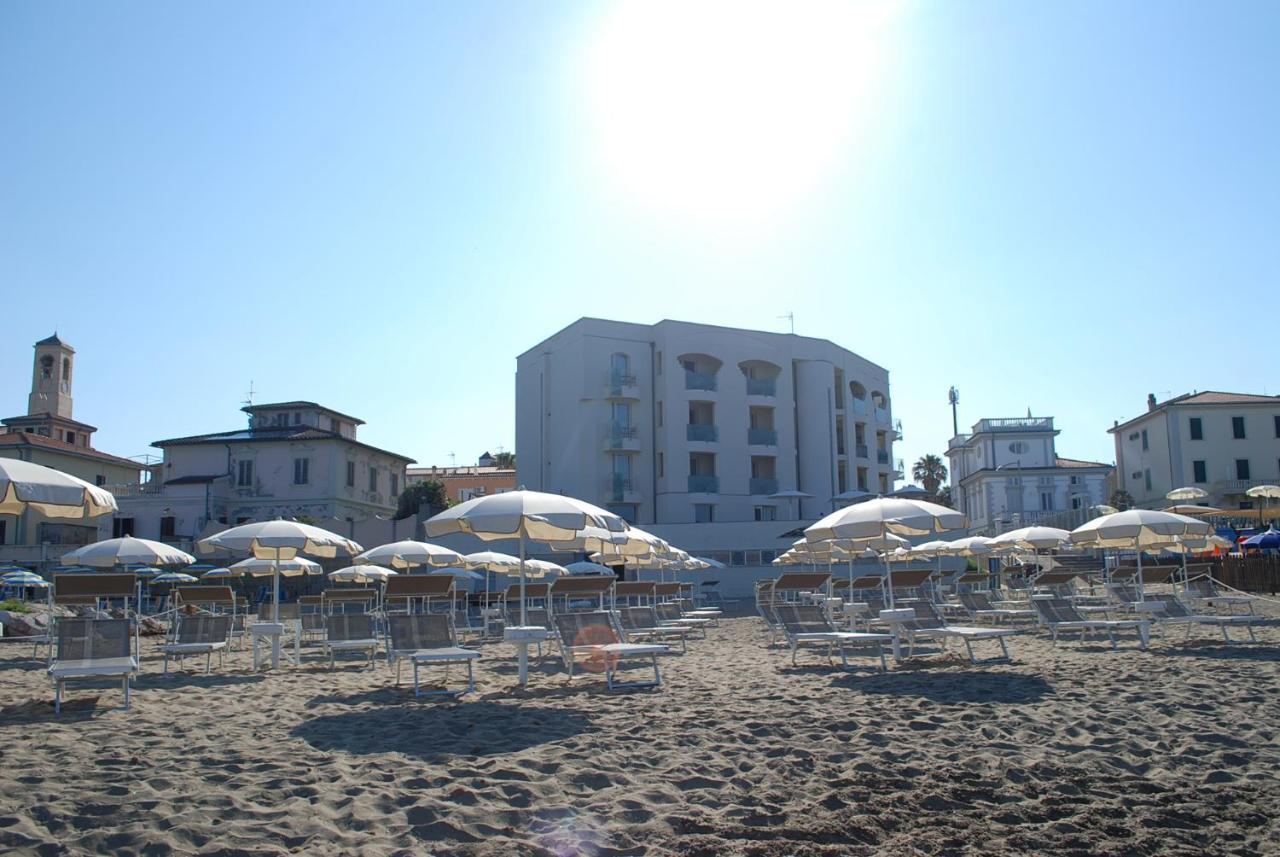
[673,597,721,622]
[161,615,231,676]
[958,592,1036,624]
[1106,584,1259,644]
[552,611,666,691]
[324,614,380,668]
[388,614,479,697]
[896,600,1014,663]
[653,602,711,637]
[618,606,689,652]
[1183,577,1257,614]
[773,604,892,671]
[1032,596,1149,649]
[48,618,139,714]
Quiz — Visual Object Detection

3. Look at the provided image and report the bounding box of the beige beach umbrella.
[328,564,398,584]
[230,556,323,576]
[806,497,966,542]
[0,459,117,519]
[64,536,195,569]
[989,526,1071,551]
[355,540,466,570]
[1162,504,1224,516]
[1070,509,1211,599]
[1246,485,1280,524]
[1166,486,1210,502]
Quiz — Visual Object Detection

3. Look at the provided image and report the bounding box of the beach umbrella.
[1070,509,1212,600]
[525,559,567,577]
[464,550,523,573]
[151,572,198,584]
[198,520,360,621]
[1246,485,1280,524]
[565,561,616,576]
[937,535,995,556]
[832,489,876,506]
[1166,486,1210,502]
[328,564,398,584]
[63,536,195,569]
[1162,504,1224,516]
[1,571,49,587]
[768,489,813,520]
[694,556,726,569]
[0,459,117,519]
[990,526,1071,551]
[806,497,966,543]
[890,484,928,499]
[1091,504,1119,516]
[230,556,323,576]
[1241,528,1280,551]
[354,540,466,570]
[200,567,241,579]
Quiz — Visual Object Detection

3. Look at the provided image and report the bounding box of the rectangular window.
[94,474,106,486]
[237,460,253,487]
[1141,429,1148,450]
[754,505,777,521]
[656,351,662,374]
[1232,416,1246,439]
[390,474,399,496]
[294,412,301,425]
[1189,417,1203,440]
[1040,492,1053,511]
[1236,459,1250,480]
[1192,460,1207,483]
[112,518,135,538]
[346,461,355,487]
[369,467,379,492]
[160,516,176,539]
[657,401,663,427]
[1143,469,1151,491]
[293,457,310,485]
[694,503,714,523]
[657,452,664,478]
[1275,415,1280,438]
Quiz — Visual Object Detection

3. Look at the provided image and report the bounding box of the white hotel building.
[516,318,900,555]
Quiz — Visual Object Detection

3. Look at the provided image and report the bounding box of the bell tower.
[29,334,75,419]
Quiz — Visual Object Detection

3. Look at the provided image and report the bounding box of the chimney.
[1147,393,1157,411]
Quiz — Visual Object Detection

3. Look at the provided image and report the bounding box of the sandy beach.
[1,610,1278,857]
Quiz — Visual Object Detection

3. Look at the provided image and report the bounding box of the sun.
[578,0,901,228]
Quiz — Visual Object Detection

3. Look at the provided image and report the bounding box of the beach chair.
[895,600,1015,663]
[48,618,139,714]
[1183,577,1257,615]
[673,597,722,623]
[552,611,666,691]
[1031,596,1149,650]
[323,614,380,669]
[654,601,712,637]
[618,606,689,652]
[387,614,480,697]
[958,592,1036,624]
[773,604,893,671]
[161,614,231,676]
[1106,584,1259,644]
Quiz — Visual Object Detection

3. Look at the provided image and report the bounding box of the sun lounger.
[324,614,380,668]
[895,600,1014,663]
[673,597,721,622]
[958,592,1036,624]
[1106,584,1259,644]
[618,606,689,652]
[161,614,230,676]
[387,614,479,697]
[1183,577,1257,615]
[653,602,711,637]
[1032,596,1149,649]
[48,618,139,714]
[551,611,666,690]
[773,604,892,671]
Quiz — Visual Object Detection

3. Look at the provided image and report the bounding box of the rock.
[0,609,49,640]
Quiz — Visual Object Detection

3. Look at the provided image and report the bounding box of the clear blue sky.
[2,2,1276,479]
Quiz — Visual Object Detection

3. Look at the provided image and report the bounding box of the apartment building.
[515,318,899,527]
[947,416,1111,535]
[1110,391,1280,510]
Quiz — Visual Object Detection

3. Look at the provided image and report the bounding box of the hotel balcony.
[686,424,719,443]
[876,449,889,465]
[609,474,641,503]
[851,399,868,415]
[604,424,641,452]
[1215,478,1275,495]
[605,371,640,400]
[855,443,869,459]
[684,370,718,392]
[749,476,779,496]
[745,377,776,398]
[875,407,891,425]
[747,427,778,447]
[687,474,720,494]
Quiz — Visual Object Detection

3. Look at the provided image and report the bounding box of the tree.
[912,454,948,498]
[492,451,515,469]
[935,485,953,508]
[1109,490,1133,512]
[395,480,450,520]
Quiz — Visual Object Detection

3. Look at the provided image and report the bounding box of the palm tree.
[492,451,515,469]
[912,454,948,498]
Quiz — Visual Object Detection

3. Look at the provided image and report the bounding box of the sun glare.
[581,0,900,228]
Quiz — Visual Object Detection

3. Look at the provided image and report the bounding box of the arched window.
[40,355,53,379]
[62,357,71,383]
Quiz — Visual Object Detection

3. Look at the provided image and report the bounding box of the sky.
[1,1,1277,482]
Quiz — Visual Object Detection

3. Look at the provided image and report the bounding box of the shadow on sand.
[290,700,592,762]
[835,670,1054,704]
[1157,643,1280,662]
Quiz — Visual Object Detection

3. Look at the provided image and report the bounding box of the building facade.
[0,335,141,547]
[947,416,1111,535]
[1110,391,1280,510]
[113,401,415,543]
[515,318,899,526]
[406,457,517,504]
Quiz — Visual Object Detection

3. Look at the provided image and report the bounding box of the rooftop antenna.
[948,386,959,437]
[242,381,255,408]
[448,451,456,467]
[778,311,794,334]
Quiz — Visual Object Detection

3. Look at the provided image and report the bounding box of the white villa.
[947,416,1111,535]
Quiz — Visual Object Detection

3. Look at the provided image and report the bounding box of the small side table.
[878,608,917,661]
[504,625,550,687]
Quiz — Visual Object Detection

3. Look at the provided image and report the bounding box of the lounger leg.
[55,679,62,715]
[1247,624,1257,643]
[652,653,662,687]
[998,637,1009,660]
[163,651,171,677]
[123,675,130,711]
[205,651,212,675]
[466,660,475,695]
[878,645,887,673]
[963,639,976,664]
[1137,623,1148,650]
[412,661,421,698]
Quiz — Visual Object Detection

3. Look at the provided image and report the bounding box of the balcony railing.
[877,449,889,465]
[745,377,776,397]
[855,443,869,459]
[685,370,718,392]
[607,372,639,397]
[101,481,164,497]
[687,424,719,443]
[688,474,719,494]
[974,417,1054,433]
[749,476,779,496]
[748,427,778,446]
[606,424,639,449]
[610,474,633,501]
[1215,478,1275,494]
[875,407,891,425]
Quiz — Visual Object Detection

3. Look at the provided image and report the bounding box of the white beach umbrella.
[565,561,616,576]
[989,526,1072,551]
[806,497,966,543]
[424,490,626,629]
[200,567,241,579]
[198,520,360,621]
[1162,504,1224,516]
[328,564,398,584]
[1070,509,1212,599]
[151,572,198,584]
[1166,486,1210,502]
[694,556,726,569]
[464,550,524,572]
[1246,485,1280,524]
[0,459,117,519]
[63,536,195,569]
[936,536,995,557]
[525,559,567,577]
[230,556,323,576]
[355,540,466,570]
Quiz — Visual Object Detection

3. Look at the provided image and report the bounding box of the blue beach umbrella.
[1241,528,1280,551]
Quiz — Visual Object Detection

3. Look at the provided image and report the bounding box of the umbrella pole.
[1136,546,1144,603]
[273,548,281,622]
[884,552,894,609]
[847,557,855,631]
[519,531,527,626]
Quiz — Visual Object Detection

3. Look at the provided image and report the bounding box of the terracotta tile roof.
[1054,456,1111,469]
[0,431,140,469]
[1173,391,1280,406]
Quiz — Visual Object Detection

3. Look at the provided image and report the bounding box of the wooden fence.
[1216,556,1280,594]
